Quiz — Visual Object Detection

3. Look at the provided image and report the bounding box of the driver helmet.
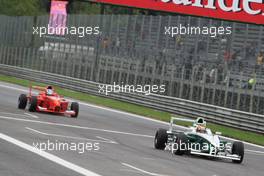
[46,86,53,95]
[195,117,206,133]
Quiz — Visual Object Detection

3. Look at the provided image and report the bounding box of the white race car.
[154,117,244,163]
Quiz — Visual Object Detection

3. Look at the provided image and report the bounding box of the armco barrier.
[0,64,263,134]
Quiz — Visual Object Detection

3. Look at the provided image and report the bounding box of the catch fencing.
[0,14,264,132]
[1,44,264,115]
[0,64,263,134]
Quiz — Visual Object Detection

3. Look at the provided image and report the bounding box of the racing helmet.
[47,86,53,89]
[46,86,53,95]
[195,117,206,127]
[46,89,53,95]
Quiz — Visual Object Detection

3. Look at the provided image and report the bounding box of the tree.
[0,0,46,16]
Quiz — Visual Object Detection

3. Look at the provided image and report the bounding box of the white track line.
[0,84,27,92]
[25,125,264,156]
[0,133,101,176]
[0,115,153,138]
[245,149,264,154]
[24,113,39,119]
[0,111,29,117]
[96,136,117,144]
[122,163,170,176]
[26,127,118,144]
[78,102,264,149]
[219,136,264,149]
[77,104,264,149]
[0,83,263,149]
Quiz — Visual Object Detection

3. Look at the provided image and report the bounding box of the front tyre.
[70,102,79,118]
[18,94,27,109]
[154,128,168,150]
[29,96,37,112]
[232,141,244,164]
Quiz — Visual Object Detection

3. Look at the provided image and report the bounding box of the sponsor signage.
[49,0,68,35]
[96,0,264,25]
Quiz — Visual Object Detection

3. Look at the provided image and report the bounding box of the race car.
[18,85,79,118]
[154,117,244,163]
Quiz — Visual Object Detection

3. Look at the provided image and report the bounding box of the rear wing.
[169,117,195,132]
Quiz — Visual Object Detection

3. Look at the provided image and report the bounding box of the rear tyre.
[18,94,27,109]
[174,132,190,155]
[29,96,37,112]
[154,128,168,150]
[232,141,244,164]
[70,102,79,118]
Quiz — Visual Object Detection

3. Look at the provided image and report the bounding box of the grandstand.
[0,13,264,114]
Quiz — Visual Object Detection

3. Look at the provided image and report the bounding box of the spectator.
[245,42,256,58]
[255,51,264,74]
[247,78,256,90]
[224,50,231,62]
[116,37,120,54]
[243,74,256,90]
[209,68,216,83]
[256,52,264,66]
[231,50,240,61]
[111,38,116,52]
[102,37,109,53]
[223,74,233,87]
[184,58,192,80]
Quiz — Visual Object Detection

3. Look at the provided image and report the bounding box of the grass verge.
[0,74,263,146]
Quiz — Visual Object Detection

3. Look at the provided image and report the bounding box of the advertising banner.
[96,0,264,25]
[49,0,68,35]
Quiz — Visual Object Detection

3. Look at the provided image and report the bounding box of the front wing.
[37,106,76,116]
[190,150,241,161]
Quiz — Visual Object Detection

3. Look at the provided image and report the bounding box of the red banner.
[96,0,264,25]
[49,0,68,35]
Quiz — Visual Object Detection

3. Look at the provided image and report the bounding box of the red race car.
[18,85,79,118]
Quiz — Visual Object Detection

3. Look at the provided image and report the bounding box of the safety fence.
[1,44,264,115]
[0,64,263,134]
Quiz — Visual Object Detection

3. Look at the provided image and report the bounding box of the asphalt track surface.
[0,81,264,176]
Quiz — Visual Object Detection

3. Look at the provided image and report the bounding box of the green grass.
[0,74,264,146]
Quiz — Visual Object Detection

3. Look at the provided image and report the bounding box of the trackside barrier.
[0,64,263,134]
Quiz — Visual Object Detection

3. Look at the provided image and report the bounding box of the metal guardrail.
[0,64,263,134]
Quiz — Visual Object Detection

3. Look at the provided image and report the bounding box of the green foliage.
[0,0,100,16]
[0,0,137,16]
[0,0,46,16]
[69,1,100,14]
